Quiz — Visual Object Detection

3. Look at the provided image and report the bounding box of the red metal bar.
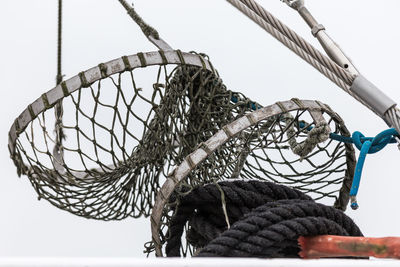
[299,235,400,259]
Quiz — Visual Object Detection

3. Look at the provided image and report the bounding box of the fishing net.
[149,99,356,256]
[9,50,356,256]
[8,50,259,220]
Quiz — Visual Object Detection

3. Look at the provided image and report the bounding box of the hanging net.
[149,99,356,256]
[9,50,356,256]
[8,50,259,220]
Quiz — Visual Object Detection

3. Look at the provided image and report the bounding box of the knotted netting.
[9,50,356,256]
[149,99,356,256]
[9,50,260,220]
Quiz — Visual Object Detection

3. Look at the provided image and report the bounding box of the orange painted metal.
[298,235,400,259]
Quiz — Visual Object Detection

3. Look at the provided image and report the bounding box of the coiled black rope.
[166,180,363,257]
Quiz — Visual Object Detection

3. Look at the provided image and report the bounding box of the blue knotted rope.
[330,128,398,210]
[291,116,398,210]
[230,96,399,210]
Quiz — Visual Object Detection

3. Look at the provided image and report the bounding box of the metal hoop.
[150,99,356,256]
[9,50,215,177]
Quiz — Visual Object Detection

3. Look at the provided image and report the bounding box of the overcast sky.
[2,0,400,258]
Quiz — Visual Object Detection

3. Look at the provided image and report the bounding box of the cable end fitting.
[350,75,397,118]
[311,24,325,37]
[281,0,304,11]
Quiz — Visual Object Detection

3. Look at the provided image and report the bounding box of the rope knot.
[352,129,396,154]
[309,123,330,143]
[287,120,330,159]
[349,128,398,210]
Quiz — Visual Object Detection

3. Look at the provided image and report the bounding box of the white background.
[1,0,400,258]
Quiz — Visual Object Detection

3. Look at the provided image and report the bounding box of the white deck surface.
[0,258,399,267]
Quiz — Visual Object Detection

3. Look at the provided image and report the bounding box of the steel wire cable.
[226,0,351,92]
[238,0,354,85]
[227,0,400,131]
[385,107,400,138]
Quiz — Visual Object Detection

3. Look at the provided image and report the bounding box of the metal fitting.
[281,0,304,11]
[311,24,325,37]
[350,75,397,117]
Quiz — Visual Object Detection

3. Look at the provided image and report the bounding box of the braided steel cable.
[385,107,400,137]
[238,0,354,85]
[226,0,393,125]
[226,0,351,92]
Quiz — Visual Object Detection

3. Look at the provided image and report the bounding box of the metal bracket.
[148,35,173,51]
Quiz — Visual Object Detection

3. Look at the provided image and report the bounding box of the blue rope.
[330,128,398,210]
[230,96,399,210]
[230,95,261,110]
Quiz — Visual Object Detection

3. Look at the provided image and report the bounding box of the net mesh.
[9,52,355,256]
[10,52,259,220]
[149,99,356,256]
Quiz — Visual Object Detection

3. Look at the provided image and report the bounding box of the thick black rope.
[166,180,312,256]
[165,181,363,258]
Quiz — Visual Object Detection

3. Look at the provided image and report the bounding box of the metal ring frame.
[150,99,356,256]
[8,50,216,177]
